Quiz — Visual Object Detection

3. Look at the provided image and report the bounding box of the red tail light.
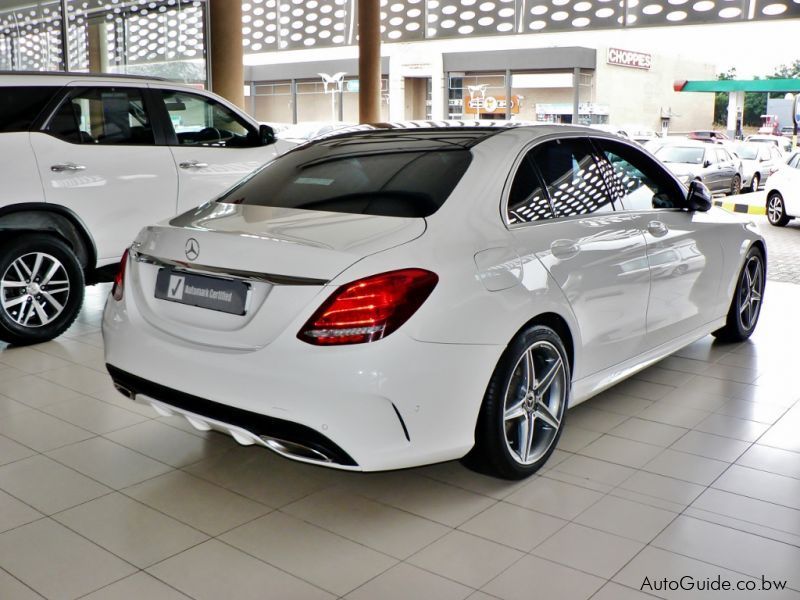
[111,248,129,302]
[298,268,438,346]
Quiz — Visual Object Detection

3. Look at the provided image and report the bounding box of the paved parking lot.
[0,279,799,599]
[715,191,800,284]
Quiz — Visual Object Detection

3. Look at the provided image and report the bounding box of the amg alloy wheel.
[767,192,789,226]
[713,246,765,343]
[469,325,570,479]
[0,235,84,345]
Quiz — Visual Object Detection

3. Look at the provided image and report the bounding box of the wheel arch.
[516,311,575,376]
[0,204,97,275]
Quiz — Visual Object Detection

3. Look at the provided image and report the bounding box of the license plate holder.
[154,268,249,316]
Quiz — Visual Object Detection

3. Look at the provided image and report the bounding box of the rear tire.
[767,192,790,227]
[712,246,765,343]
[0,235,84,346]
[466,325,570,480]
[727,174,741,196]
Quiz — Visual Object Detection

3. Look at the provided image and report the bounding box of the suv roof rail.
[0,70,171,82]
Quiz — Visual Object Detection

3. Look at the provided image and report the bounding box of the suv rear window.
[0,86,60,133]
[219,144,473,218]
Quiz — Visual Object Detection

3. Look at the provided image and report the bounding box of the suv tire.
[0,234,84,345]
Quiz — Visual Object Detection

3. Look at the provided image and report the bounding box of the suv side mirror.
[703,159,712,168]
[686,180,712,212]
[258,124,276,146]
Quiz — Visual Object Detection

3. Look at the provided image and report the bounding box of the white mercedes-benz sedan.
[103,123,766,479]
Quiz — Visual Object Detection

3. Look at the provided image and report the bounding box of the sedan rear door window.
[529,138,615,217]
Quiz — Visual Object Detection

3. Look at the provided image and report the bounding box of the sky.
[561,20,800,78]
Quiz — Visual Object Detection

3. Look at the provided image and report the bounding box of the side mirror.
[703,159,712,168]
[686,180,712,212]
[258,124,276,146]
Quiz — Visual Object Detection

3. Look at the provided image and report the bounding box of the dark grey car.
[655,142,742,195]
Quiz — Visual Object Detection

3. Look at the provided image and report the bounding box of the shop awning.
[674,79,800,93]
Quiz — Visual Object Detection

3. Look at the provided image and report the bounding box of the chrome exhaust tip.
[114,383,136,399]
[260,436,335,464]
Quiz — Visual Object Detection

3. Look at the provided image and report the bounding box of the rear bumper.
[107,364,359,468]
[103,293,503,471]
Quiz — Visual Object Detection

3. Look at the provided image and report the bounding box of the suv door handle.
[550,239,581,259]
[179,160,209,169]
[647,221,669,238]
[50,163,86,172]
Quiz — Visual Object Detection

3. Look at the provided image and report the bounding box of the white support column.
[388,54,405,122]
[726,90,744,139]
[429,53,445,121]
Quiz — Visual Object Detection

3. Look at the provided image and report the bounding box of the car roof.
[656,139,710,148]
[310,121,604,148]
[0,71,200,88]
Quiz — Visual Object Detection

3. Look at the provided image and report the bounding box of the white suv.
[0,72,290,345]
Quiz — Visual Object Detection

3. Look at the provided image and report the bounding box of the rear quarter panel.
[0,133,45,207]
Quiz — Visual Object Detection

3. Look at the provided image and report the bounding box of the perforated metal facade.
[241,0,800,53]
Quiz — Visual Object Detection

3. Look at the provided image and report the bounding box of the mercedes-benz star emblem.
[185,238,200,261]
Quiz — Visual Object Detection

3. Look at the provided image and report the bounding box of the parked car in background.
[745,134,793,156]
[688,130,730,144]
[764,151,800,226]
[588,124,630,138]
[277,121,355,144]
[655,140,742,195]
[104,123,765,480]
[731,141,783,191]
[0,72,290,345]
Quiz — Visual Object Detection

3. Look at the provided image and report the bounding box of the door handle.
[179,160,209,169]
[647,220,669,238]
[550,239,580,259]
[50,163,86,172]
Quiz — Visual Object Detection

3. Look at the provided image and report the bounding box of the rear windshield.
[733,144,759,160]
[656,146,704,165]
[0,86,60,133]
[218,146,473,218]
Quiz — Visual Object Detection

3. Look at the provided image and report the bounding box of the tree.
[714,68,736,125]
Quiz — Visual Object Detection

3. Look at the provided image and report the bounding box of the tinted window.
[46,87,154,145]
[733,144,758,160]
[507,154,552,224]
[0,86,60,132]
[219,145,472,218]
[530,138,614,217]
[160,91,255,148]
[715,148,730,163]
[596,139,684,210]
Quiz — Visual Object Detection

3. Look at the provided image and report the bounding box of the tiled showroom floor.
[0,278,799,600]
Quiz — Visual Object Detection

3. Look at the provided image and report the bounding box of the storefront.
[246,58,391,124]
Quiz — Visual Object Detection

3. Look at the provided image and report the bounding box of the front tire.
[467,325,570,480]
[0,235,84,345]
[767,192,790,226]
[712,246,765,343]
[749,173,760,192]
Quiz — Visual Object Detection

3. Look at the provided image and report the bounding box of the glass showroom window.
[64,0,208,84]
[252,81,293,124]
[449,73,507,120]
[0,0,65,71]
